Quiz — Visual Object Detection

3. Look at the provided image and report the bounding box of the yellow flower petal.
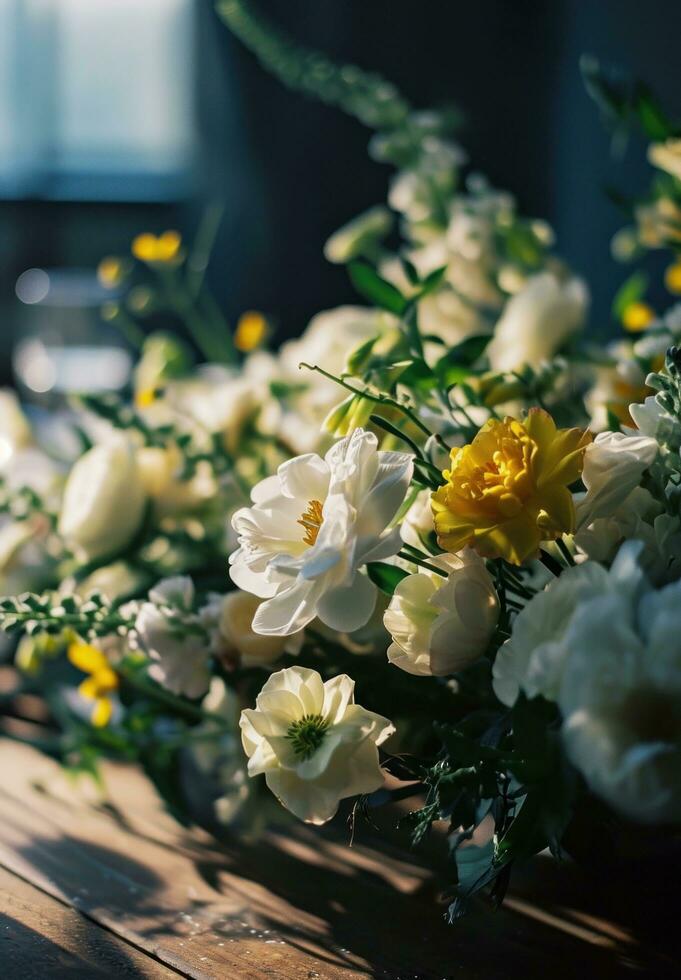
[91,697,113,728]
[431,411,589,565]
[622,301,655,333]
[234,311,268,352]
[131,232,158,262]
[665,261,681,295]
[68,642,108,675]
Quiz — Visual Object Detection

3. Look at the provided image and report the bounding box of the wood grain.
[0,739,674,979]
[0,864,179,978]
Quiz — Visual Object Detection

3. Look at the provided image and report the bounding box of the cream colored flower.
[200,590,299,669]
[137,444,216,518]
[648,138,681,181]
[58,435,146,562]
[229,429,413,636]
[559,572,681,823]
[384,551,498,676]
[486,273,588,373]
[240,665,394,824]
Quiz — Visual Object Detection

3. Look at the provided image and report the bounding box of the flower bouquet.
[2,2,681,922]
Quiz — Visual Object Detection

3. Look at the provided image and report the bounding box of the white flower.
[323,206,392,264]
[229,429,413,636]
[648,138,681,181]
[575,430,659,529]
[239,665,394,824]
[58,435,146,562]
[559,576,681,824]
[200,590,299,669]
[0,389,32,467]
[399,489,434,550]
[575,487,681,584]
[486,273,588,373]
[135,577,210,699]
[630,396,681,451]
[136,445,216,518]
[492,544,645,707]
[384,550,498,676]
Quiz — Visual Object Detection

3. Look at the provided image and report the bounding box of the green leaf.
[348,262,407,315]
[634,82,675,141]
[419,265,448,295]
[612,270,649,321]
[366,562,409,595]
[435,334,490,387]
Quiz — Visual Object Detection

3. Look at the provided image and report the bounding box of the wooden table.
[0,737,675,979]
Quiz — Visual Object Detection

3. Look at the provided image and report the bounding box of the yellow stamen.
[298,499,324,547]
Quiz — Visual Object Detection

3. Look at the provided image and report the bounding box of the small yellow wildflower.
[431,408,591,565]
[97,256,126,289]
[665,261,681,295]
[622,301,655,332]
[132,230,182,264]
[235,310,268,352]
[68,642,119,727]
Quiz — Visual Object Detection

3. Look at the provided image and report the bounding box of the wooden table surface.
[0,736,676,979]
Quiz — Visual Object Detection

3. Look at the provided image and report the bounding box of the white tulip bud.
[58,436,146,562]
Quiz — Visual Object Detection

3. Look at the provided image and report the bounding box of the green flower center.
[286,713,329,759]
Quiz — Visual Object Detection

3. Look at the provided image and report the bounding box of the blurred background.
[1,0,680,390]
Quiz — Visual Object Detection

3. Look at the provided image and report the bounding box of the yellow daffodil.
[234,310,268,352]
[131,230,182,264]
[431,409,591,565]
[622,301,656,332]
[68,642,119,727]
[665,261,681,295]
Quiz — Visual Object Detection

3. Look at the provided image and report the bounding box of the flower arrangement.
[1,6,681,921]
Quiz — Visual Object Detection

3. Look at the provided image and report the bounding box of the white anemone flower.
[384,551,498,676]
[240,665,394,824]
[559,576,681,824]
[229,429,413,636]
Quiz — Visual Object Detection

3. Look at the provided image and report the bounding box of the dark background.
[2,0,680,382]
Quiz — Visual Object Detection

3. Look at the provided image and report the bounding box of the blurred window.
[0,0,194,200]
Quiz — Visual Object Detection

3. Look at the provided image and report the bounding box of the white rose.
[486,272,588,373]
[58,435,146,562]
[240,665,394,824]
[559,578,681,823]
[575,430,659,529]
[229,429,413,636]
[385,551,498,677]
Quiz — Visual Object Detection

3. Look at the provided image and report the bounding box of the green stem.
[556,537,576,567]
[300,362,450,452]
[397,550,447,577]
[539,549,563,578]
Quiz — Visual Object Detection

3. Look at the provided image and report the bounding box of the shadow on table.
[0,910,154,978]
[12,820,679,980]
